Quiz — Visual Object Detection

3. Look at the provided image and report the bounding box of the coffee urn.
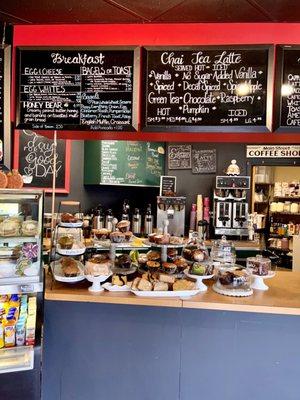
[144,204,153,236]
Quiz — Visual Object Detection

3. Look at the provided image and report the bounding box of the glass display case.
[0,190,43,377]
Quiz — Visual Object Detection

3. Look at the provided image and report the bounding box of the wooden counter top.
[45,270,300,315]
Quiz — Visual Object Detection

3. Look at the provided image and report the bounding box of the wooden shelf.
[45,271,300,316]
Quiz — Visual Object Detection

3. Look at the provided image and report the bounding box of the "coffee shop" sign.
[246,145,300,158]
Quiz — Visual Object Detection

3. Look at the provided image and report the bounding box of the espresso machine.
[157,196,186,237]
[213,176,250,237]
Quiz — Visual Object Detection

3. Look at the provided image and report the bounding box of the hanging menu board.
[16,47,138,131]
[84,141,165,187]
[141,46,273,132]
[275,46,300,131]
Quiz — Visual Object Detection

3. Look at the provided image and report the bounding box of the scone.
[173,279,196,291]
[153,282,168,291]
[137,278,153,291]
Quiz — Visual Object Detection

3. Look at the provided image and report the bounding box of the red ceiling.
[1,0,300,24]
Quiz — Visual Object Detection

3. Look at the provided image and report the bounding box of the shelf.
[0,346,34,374]
[273,197,300,201]
[0,236,39,243]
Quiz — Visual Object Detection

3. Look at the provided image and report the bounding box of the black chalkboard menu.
[274,45,300,131]
[16,47,139,131]
[168,144,191,169]
[192,149,217,174]
[84,140,165,187]
[141,46,273,132]
[15,130,70,192]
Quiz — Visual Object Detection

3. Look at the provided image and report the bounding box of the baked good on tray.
[85,255,112,276]
[58,235,74,249]
[6,170,23,189]
[60,257,80,277]
[61,213,77,223]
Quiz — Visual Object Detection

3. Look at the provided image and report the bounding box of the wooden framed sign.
[13,130,71,193]
[274,45,300,132]
[141,46,273,132]
[16,47,139,132]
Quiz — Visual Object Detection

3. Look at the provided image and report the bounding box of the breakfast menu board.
[16,47,138,131]
[275,46,300,131]
[141,46,273,132]
[84,141,165,187]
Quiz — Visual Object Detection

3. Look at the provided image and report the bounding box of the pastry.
[183,248,193,261]
[0,171,8,188]
[167,248,178,261]
[190,262,213,276]
[173,279,196,291]
[147,251,160,261]
[131,277,141,290]
[124,231,133,242]
[6,170,23,189]
[60,213,77,223]
[58,235,74,249]
[110,231,125,243]
[92,228,111,240]
[192,249,206,262]
[159,274,176,284]
[173,257,188,272]
[117,220,130,232]
[169,236,184,245]
[0,219,20,237]
[162,262,177,274]
[61,257,79,277]
[138,254,148,266]
[153,282,168,291]
[21,220,38,236]
[146,260,160,272]
[85,256,112,276]
[117,254,131,269]
[112,275,123,286]
[137,278,153,291]
[148,233,156,243]
[154,234,170,244]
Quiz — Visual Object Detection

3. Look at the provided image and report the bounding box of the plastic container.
[247,255,272,276]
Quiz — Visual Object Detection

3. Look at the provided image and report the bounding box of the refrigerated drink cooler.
[157,196,186,237]
[214,176,250,237]
[0,190,44,400]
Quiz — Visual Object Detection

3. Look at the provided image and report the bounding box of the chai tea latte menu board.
[84,141,165,187]
[141,46,273,132]
[16,47,139,131]
[274,46,300,131]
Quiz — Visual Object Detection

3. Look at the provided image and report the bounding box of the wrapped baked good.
[0,218,20,237]
[110,231,125,243]
[6,170,23,189]
[58,235,74,249]
[117,220,130,233]
[21,220,38,236]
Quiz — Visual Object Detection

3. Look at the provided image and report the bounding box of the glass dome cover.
[210,235,236,265]
[247,254,274,276]
[182,232,210,263]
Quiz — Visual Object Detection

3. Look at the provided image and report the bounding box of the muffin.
[61,213,77,223]
[162,262,177,274]
[58,235,74,249]
[192,249,207,262]
[93,228,111,240]
[147,251,160,261]
[110,231,125,243]
[148,233,156,243]
[146,260,160,272]
[117,220,130,233]
[61,257,79,277]
[183,248,193,261]
[154,234,170,245]
[117,254,131,269]
[124,231,133,242]
[167,248,178,262]
[173,257,188,272]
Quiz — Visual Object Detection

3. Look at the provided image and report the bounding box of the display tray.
[0,346,34,374]
[56,243,86,256]
[50,260,85,283]
[131,289,200,298]
[59,221,83,228]
[213,283,253,297]
[102,282,131,292]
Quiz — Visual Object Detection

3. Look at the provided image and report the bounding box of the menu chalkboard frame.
[13,130,71,193]
[274,45,300,132]
[15,46,140,132]
[0,45,11,169]
[141,45,274,133]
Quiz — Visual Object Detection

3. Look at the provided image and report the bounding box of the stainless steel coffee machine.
[214,176,250,237]
[157,196,186,237]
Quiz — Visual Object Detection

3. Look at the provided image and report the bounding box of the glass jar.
[247,254,272,276]
[210,235,236,265]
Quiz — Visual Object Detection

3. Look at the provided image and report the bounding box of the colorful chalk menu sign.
[84,141,165,187]
[275,46,300,131]
[16,47,138,131]
[142,46,273,132]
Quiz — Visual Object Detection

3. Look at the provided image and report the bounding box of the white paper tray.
[131,289,200,298]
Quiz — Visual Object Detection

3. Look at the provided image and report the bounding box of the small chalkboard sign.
[168,144,191,170]
[13,130,71,193]
[274,45,300,131]
[142,46,273,132]
[16,47,139,132]
[160,176,177,196]
[192,149,217,174]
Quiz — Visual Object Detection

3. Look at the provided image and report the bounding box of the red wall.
[12,23,300,143]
